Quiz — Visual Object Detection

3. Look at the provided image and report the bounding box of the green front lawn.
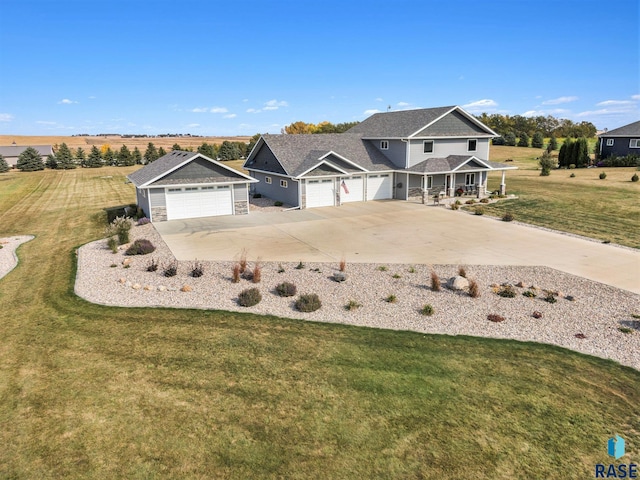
[0,167,638,479]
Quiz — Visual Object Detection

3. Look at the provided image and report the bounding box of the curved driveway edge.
[154,202,640,294]
[0,235,35,280]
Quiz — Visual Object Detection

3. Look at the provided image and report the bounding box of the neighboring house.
[0,144,53,168]
[598,120,640,159]
[243,106,516,209]
[127,150,257,222]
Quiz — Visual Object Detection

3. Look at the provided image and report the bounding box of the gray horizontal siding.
[233,183,248,202]
[250,171,299,206]
[149,188,166,208]
[408,138,489,168]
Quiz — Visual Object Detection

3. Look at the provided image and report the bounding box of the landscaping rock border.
[0,235,34,280]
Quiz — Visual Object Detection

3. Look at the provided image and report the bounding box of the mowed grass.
[486,145,640,248]
[0,168,639,479]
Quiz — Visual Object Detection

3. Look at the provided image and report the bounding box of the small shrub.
[377,265,388,272]
[431,271,441,292]
[487,314,505,322]
[238,288,262,307]
[295,261,305,270]
[107,236,118,253]
[276,282,297,297]
[136,217,150,226]
[345,300,362,311]
[420,304,434,316]
[599,172,607,180]
[110,263,117,268]
[191,262,204,278]
[544,292,557,304]
[146,258,159,272]
[618,327,633,334]
[502,212,514,222]
[569,164,576,169]
[532,311,543,319]
[274,200,283,206]
[239,249,248,273]
[232,264,241,283]
[339,257,346,272]
[385,294,397,303]
[570,173,576,178]
[632,173,639,182]
[123,264,130,269]
[458,266,467,278]
[630,313,640,319]
[465,199,475,205]
[468,279,480,298]
[479,198,489,203]
[163,263,177,277]
[523,290,537,298]
[252,263,262,283]
[277,264,285,273]
[450,202,460,210]
[474,206,484,216]
[296,293,321,312]
[408,266,416,273]
[496,285,516,298]
[392,273,401,279]
[125,239,156,255]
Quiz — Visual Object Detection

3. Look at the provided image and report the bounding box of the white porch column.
[500,170,506,195]
[447,174,455,197]
[477,171,485,198]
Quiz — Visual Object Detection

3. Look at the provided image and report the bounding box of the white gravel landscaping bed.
[0,235,34,280]
[75,223,640,370]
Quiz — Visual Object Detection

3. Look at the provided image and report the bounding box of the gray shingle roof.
[128,150,254,187]
[0,145,53,157]
[346,106,456,137]
[259,134,396,177]
[599,120,640,137]
[407,155,515,174]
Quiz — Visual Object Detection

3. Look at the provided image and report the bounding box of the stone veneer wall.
[151,206,167,222]
[234,200,248,215]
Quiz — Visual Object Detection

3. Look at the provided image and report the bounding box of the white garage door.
[306,179,335,208]
[366,174,393,200]
[166,185,233,220]
[340,176,364,203]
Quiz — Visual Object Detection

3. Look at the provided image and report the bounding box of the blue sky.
[0,0,638,136]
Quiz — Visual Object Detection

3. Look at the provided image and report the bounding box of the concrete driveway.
[154,201,640,294]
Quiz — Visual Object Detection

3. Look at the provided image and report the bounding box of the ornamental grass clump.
[252,262,262,283]
[146,258,159,272]
[163,262,177,277]
[295,293,321,312]
[106,216,132,245]
[431,271,441,292]
[468,279,480,298]
[191,262,205,278]
[420,304,434,316]
[125,239,156,255]
[238,288,262,307]
[232,264,241,283]
[345,300,362,311]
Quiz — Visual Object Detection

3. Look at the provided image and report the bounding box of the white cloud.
[186,123,200,128]
[632,94,640,101]
[58,98,77,104]
[0,113,14,122]
[191,107,208,113]
[522,110,544,117]
[224,113,237,119]
[462,99,498,113]
[375,97,384,102]
[263,99,288,111]
[596,100,634,106]
[541,96,578,105]
[36,120,57,125]
[246,108,260,113]
[522,108,570,117]
[397,102,410,107]
[210,107,228,113]
[191,106,228,113]
[364,109,381,115]
[88,95,96,99]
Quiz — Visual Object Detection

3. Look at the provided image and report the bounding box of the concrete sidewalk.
[154,201,640,294]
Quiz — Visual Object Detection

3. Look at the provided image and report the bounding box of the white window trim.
[606,139,614,146]
[465,173,476,186]
[629,139,640,148]
[280,180,288,188]
[380,140,389,150]
[468,139,478,152]
[265,176,272,184]
[423,140,434,154]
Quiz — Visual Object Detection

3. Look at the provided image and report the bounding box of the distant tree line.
[282,121,361,134]
[475,113,597,140]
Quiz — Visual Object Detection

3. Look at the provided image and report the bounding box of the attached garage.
[166,185,233,220]
[306,178,335,208]
[127,151,257,222]
[339,175,365,203]
[366,173,393,200]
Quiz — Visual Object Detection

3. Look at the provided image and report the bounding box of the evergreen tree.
[504,132,516,146]
[531,132,544,148]
[117,145,134,166]
[517,132,530,147]
[549,135,558,151]
[45,153,58,169]
[75,147,87,167]
[172,143,182,151]
[197,142,217,159]
[0,154,9,173]
[218,140,241,160]
[247,133,261,154]
[17,147,45,171]
[158,147,167,157]
[539,151,555,176]
[56,143,76,169]
[574,138,590,167]
[86,145,103,168]
[132,147,143,165]
[143,142,159,163]
[103,147,116,166]
[558,138,572,168]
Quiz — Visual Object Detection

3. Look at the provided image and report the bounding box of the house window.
[630,139,640,148]
[280,180,288,188]
[606,139,614,146]
[201,186,215,190]
[423,141,434,153]
[167,188,182,192]
[380,140,389,150]
[465,173,476,186]
[185,187,198,191]
[468,139,477,152]
[265,176,272,184]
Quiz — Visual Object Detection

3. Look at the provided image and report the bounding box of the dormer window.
[468,139,477,152]
[380,140,389,150]
[606,139,614,146]
[423,141,434,154]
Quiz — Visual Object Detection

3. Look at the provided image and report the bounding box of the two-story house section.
[243,106,516,209]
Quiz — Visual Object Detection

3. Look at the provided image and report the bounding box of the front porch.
[404,170,509,204]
